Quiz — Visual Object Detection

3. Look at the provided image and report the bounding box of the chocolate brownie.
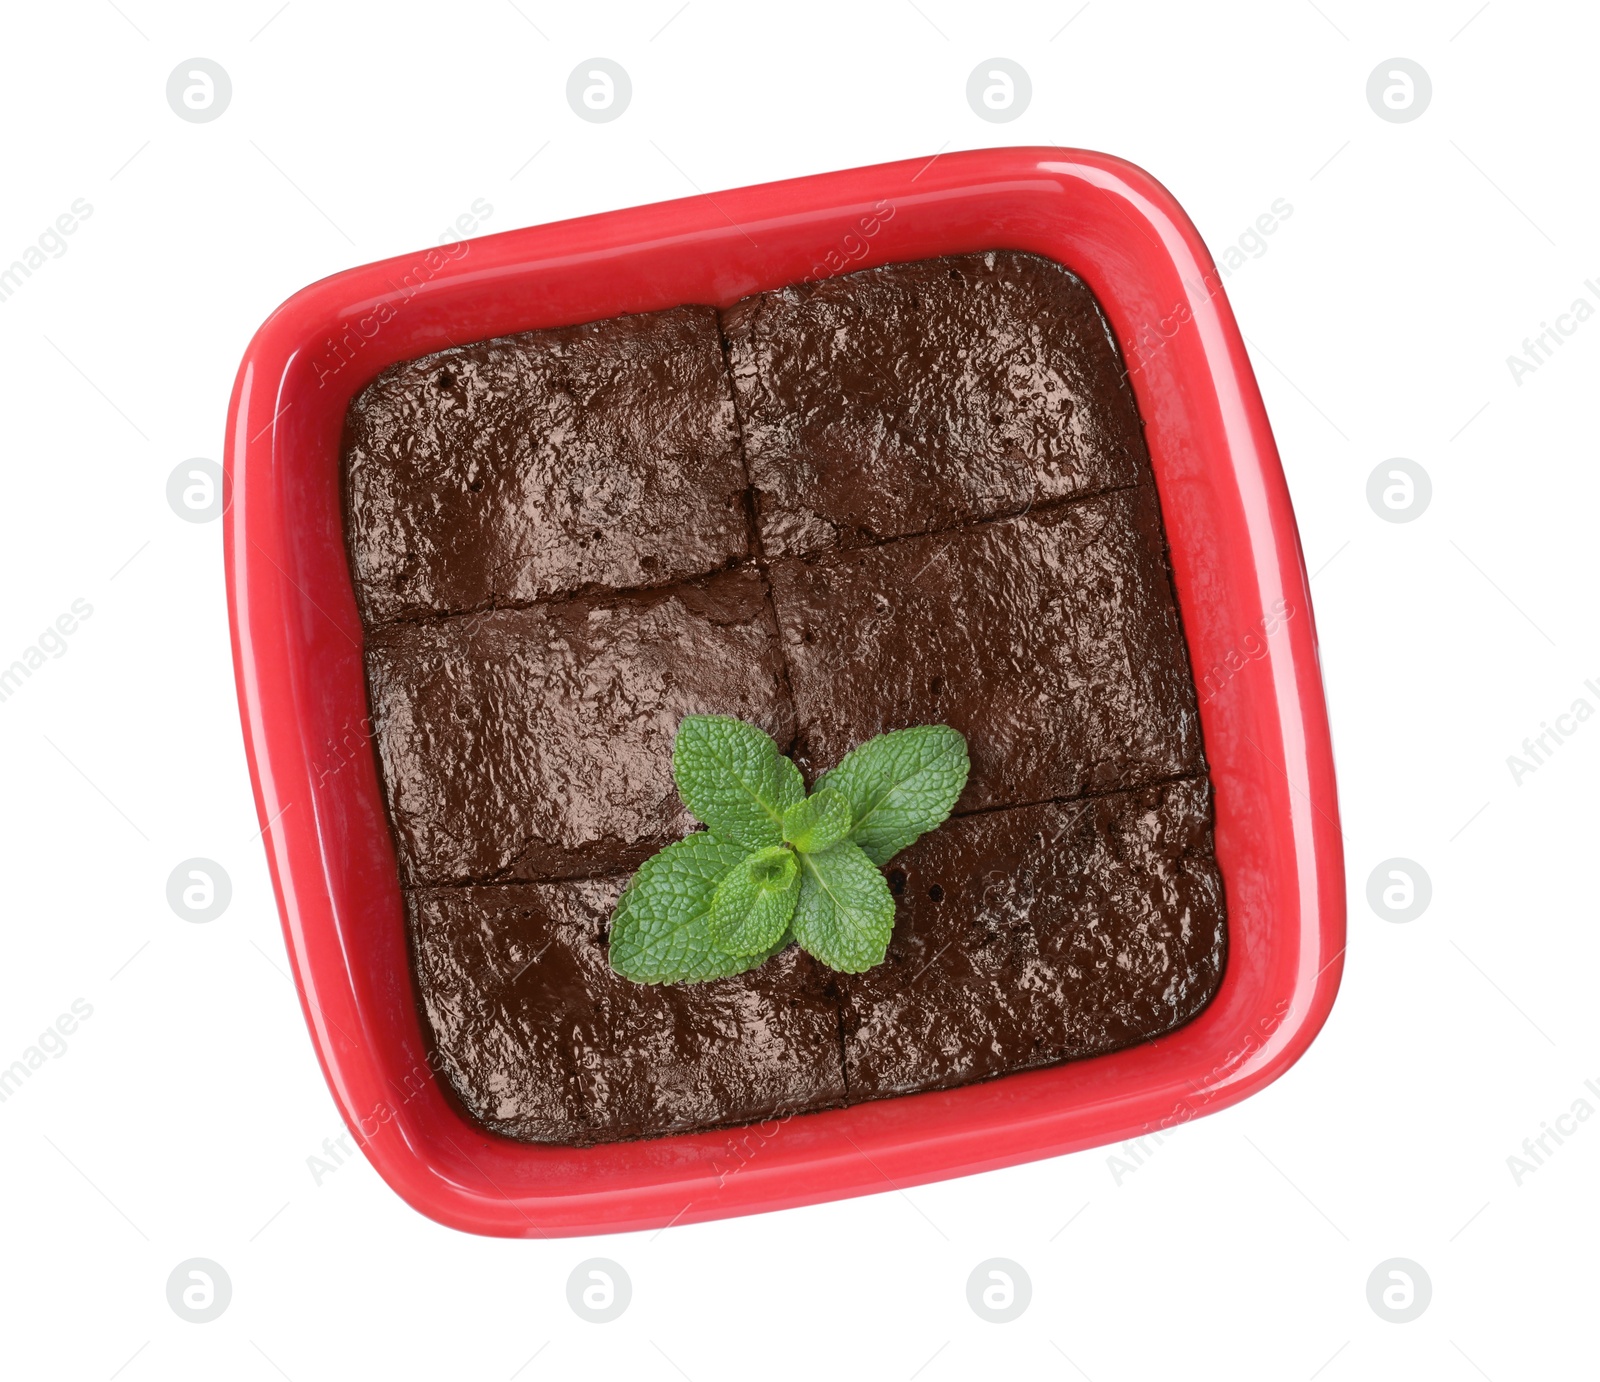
[344,305,748,625]
[366,568,793,886]
[767,487,1205,811]
[725,251,1146,558]
[410,879,844,1142]
[839,779,1226,1098]
[342,255,1227,1147]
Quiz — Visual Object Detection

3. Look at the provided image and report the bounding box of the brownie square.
[344,305,749,625]
[767,486,1204,812]
[724,251,1146,558]
[840,779,1226,1098]
[366,569,793,886]
[410,879,846,1143]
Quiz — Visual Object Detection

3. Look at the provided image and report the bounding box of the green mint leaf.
[611,719,968,986]
[781,787,854,854]
[815,725,970,866]
[608,833,765,983]
[791,842,896,973]
[672,715,804,850]
[707,846,801,955]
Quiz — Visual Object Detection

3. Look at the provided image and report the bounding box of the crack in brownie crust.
[343,252,1228,1145]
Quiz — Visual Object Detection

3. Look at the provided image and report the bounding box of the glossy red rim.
[224,147,1344,1238]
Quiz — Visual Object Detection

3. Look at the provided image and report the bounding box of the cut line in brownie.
[341,252,1227,1147]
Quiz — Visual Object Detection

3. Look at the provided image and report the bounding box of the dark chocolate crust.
[344,305,749,626]
[365,568,793,887]
[725,251,1147,557]
[840,779,1225,1098]
[343,251,1226,1145]
[409,879,844,1143]
[768,487,1205,811]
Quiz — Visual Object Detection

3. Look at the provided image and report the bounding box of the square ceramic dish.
[224,147,1344,1237]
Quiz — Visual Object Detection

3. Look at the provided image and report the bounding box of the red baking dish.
[224,147,1344,1238]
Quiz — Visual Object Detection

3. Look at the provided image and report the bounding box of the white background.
[1,1,1594,1377]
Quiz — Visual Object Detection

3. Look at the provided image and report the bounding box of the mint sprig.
[608,716,969,984]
